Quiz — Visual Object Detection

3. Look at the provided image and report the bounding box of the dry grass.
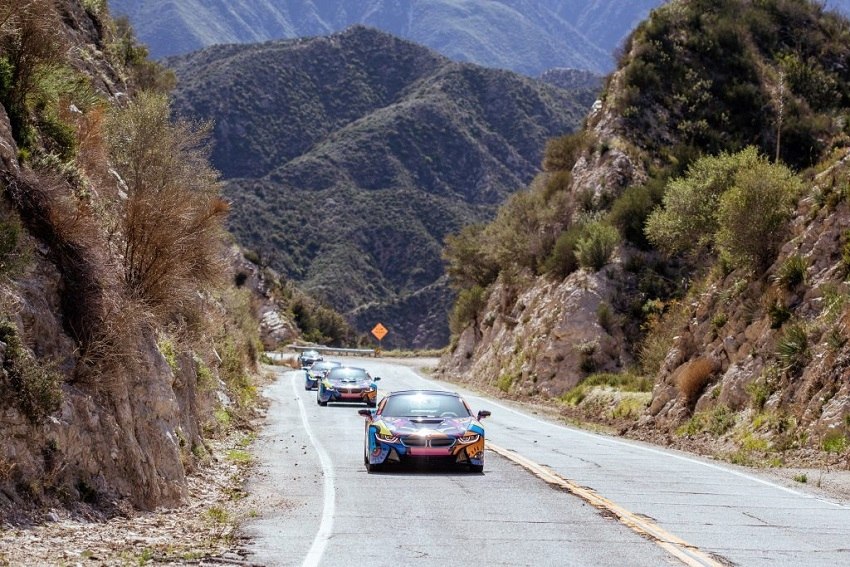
[675,357,716,404]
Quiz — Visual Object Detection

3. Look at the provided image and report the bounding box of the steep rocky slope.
[109,0,660,74]
[167,26,590,348]
[439,0,850,461]
[0,0,274,520]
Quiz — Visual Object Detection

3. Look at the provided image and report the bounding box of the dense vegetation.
[110,0,660,75]
[611,0,850,170]
[167,26,591,348]
[445,0,850,369]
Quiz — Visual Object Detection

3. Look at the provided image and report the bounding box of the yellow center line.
[487,442,726,567]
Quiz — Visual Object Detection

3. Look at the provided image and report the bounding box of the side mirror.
[477,410,491,420]
[373,376,381,381]
[358,409,373,418]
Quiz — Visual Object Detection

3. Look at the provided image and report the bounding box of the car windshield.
[303,350,319,358]
[311,361,339,372]
[327,368,369,382]
[382,393,470,418]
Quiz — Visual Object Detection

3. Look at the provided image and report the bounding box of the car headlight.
[377,432,399,443]
[457,434,480,444]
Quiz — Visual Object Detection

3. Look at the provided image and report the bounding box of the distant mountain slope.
[109,0,658,74]
[166,27,590,347]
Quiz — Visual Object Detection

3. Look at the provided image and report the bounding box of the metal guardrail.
[283,345,377,357]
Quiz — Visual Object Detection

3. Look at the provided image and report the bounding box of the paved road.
[243,359,850,566]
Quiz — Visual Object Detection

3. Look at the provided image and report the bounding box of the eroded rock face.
[439,265,634,398]
[0,2,210,517]
[647,154,850,438]
[438,73,646,400]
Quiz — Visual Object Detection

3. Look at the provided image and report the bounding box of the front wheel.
[318,398,328,407]
[469,464,484,473]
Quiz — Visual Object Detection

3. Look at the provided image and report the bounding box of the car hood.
[376,416,481,437]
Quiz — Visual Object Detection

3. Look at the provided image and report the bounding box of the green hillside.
[439,0,850,457]
[167,27,591,347]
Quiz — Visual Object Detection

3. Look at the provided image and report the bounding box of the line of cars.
[298,349,491,473]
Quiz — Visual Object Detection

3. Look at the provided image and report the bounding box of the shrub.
[0,215,30,277]
[541,225,581,279]
[443,224,498,288]
[646,147,802,271]
[676,358,715,404]
[542,131,588,172]
[821,430,848,454]
[449,285,488,335]
[575,221,620,271]
[607,179,665,249]
[716,158,802,271]
[0,0,65,144]
[0,320,62,422]
[746,380,771,410]
[106,92,228,319]
[646,148,761,256]
[774,255,807,289]
[768,299,792,329]
[776,323,809,373]
[597,302,614,333]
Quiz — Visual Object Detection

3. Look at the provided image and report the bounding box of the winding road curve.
[243,358,850,566]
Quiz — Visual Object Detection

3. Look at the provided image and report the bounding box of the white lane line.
[291,374,336,567]
[412,373,848,509]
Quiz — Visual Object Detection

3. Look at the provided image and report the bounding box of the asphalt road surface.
[243,358,850,566]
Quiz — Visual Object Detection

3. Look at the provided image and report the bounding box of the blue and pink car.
[358,390,491,473]
[317,366,380,407]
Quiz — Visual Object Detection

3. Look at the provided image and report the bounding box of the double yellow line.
[487,443,726,567]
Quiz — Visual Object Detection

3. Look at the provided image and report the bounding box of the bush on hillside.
[543,131,589,172]
[607,178,666,249]
[716,158,801,271]
[0,0,65,147]
[575,221,620,271]
[449,285,488,335]
[106,92,228,320]
[443,224,498,289]
[542,225,582,279]
[645,147,762,257]
[646,146,801,272]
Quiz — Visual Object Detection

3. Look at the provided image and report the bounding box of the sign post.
[371,323,388,356]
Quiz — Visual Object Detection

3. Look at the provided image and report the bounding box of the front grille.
[400,436,455,448]
[343,388,363,394]
[400,436,427,447]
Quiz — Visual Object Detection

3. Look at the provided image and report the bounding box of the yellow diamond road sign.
[371,323,388,341]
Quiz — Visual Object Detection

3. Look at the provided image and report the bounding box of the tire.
[469,464,484,473]
[318,398,328,407]
[364,432,382,472]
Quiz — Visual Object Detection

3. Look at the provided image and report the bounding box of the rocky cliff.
[0,0,267,520]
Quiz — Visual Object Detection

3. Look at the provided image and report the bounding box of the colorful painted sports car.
[298,349,323,368]
[304,360,342,390]
[317,366,380,407]
[358,390,491,473]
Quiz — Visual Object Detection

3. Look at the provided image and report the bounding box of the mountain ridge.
[110,0,658,74]
[167,26,592,347]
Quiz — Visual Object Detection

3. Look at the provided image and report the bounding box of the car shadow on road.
[363,462,485,477]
